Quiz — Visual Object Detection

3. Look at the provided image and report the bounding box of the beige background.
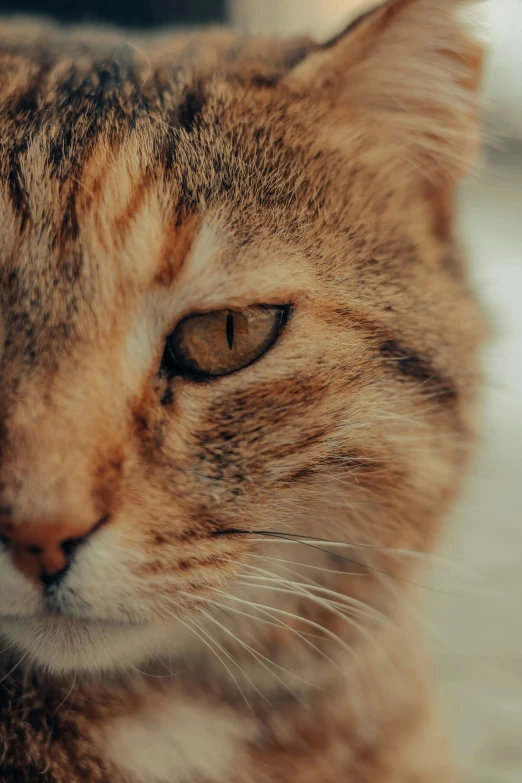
[432,144,522,783]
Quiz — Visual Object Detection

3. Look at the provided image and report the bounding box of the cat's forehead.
[0,21,314,144]
[0,23,319,239]
[0,25,320,353]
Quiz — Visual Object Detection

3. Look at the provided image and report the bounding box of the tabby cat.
[0,1,486,781]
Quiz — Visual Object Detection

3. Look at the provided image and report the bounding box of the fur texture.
[0,1,486,781]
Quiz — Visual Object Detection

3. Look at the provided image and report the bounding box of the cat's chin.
[0,613,167,677]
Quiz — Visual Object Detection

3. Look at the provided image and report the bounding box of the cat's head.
[0,0,485,677]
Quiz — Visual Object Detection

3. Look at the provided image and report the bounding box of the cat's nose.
[0,516,107,586]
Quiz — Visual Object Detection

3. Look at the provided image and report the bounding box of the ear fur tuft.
[287,0,484,184]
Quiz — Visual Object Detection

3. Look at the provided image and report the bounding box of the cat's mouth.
[46,608,144,628]
[3,607,146,630]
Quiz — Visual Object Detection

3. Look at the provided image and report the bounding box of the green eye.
[162,306,289,378]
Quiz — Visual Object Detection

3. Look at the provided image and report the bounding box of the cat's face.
[0,2,485,676]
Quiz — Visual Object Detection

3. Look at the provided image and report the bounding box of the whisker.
[243,553,398,629]
[121,658,164,679]
[218,530,462,595]
[223,558,392,654]
[247,548,473,582]
[165,597,270,703]
[198,607,313,701]
[237,576,389,629]
[247,551,368,578]
[0,641,16,657]
[0,652,27,687]
[170,611,254,712]
[211,589,358,664]
[180,591,344,674]
[53,674,77,714]
[236,577,382,661]
[224,557,407,671]
[121,644,185,679]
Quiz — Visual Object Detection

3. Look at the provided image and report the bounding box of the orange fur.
[0,2,486,781]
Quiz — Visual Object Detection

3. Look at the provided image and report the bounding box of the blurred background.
[1,0,520,780]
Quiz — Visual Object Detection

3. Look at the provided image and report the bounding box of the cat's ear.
[286,0,484,184]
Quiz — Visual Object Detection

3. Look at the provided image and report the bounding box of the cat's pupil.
[226,312,234,350]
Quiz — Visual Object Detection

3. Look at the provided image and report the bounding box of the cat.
[0,1,486,781]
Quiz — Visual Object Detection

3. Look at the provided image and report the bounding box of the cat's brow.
[153,215,200,288]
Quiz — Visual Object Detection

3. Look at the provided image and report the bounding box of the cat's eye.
[162,305,289,378]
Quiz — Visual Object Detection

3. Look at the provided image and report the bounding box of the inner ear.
[284,0,484,185]
[286,0,409,91]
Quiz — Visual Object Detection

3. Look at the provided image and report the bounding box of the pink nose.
[0,517,104,585]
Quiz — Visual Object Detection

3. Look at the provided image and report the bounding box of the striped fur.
[0,2,486,782]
